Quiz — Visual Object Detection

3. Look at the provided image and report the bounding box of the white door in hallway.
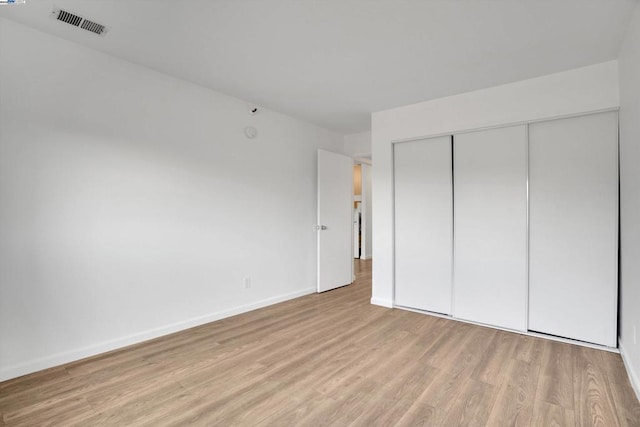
[317,149,354,292]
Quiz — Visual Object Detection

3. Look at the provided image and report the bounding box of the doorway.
[352,162,371,261]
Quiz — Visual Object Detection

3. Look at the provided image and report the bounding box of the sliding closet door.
[394,137,453,314]
[453,125,528,331]
[529,112,618,347]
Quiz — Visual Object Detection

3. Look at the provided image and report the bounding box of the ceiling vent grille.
[51,8,108,36]
[80,19,106,35]
[56,9,82,27]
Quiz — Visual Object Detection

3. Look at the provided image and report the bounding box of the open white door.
[317,149,353,292]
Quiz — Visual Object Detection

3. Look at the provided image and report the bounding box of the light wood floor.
[1,260,639,426]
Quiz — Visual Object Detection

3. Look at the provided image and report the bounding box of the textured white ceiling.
[0,0,636,134]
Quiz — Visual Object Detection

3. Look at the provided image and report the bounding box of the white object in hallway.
[353,202,362,259]
[317,149,354,292]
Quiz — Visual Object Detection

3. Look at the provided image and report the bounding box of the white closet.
[453,125,528,331]
[529,112,618,347]
[393,111,619,347]
[394,136,452,314]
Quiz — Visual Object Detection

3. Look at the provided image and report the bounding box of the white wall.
[618,3,640,399]
[371,60,620,308]
[0,18,344,381]
[344,131,372,162]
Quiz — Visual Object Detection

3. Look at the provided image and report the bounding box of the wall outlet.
[243,277,251,289]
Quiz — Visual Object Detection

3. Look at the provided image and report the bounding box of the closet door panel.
[453,125,528,331]
[394,137,453,314]
[529,112,618,347]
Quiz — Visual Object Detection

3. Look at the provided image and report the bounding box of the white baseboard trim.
[0,287,315,382]
[619,338,640,402]
[370,297,393,308]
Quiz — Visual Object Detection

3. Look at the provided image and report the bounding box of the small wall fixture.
[244,126,258,139]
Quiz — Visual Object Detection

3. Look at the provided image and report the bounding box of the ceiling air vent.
[80,19,106,35]
[51,8,108,36]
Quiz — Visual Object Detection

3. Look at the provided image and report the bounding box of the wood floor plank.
[0,376,86,415]
[394,400,441,427]
[350,363,440,426]
[167,379,282,426]
[252,389,332,427]
[472,330,518,386]
[573,346,621,426]
[599,350,640,426]
[531,400,576,427]
[365,328,441,387]
[1,259,639,426]
[398,370,471,423]
[514,334,540,363]
[0,368,70,397]
[485,358,540,426]
[420,320,475,370]
[4,395,93,427]
[97,383,189,427]
[225,386,324,427]
[295,377,380,426]
[314,329,412,397]
[536,339,575,410]
[441,378,496,426]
